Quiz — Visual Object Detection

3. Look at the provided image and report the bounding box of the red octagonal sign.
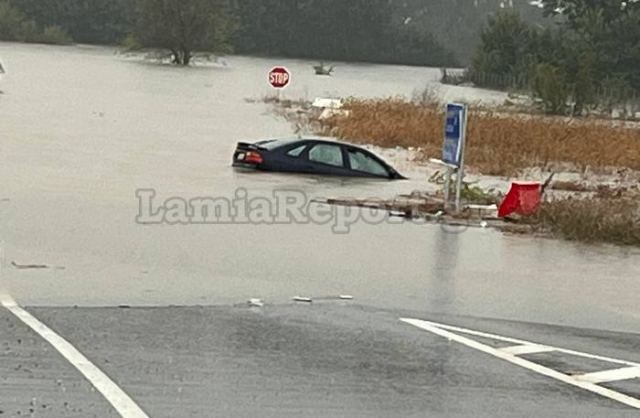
[268,66,290,89]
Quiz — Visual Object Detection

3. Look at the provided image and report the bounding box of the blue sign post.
[441,103,468,211]
[443,103,466,167]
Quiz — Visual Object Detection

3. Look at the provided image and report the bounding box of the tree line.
[0,0,73,44]
[232,0,459,67]
[470,0,640,115]
[6,0,635,117]
[1,0,544,67]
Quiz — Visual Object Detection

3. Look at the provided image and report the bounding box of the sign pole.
[454,106,468,212]
[443,168,451,210]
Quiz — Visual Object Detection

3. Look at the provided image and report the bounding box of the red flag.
[498,182,542,217]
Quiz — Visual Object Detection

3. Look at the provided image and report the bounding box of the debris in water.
[312,63,334,76]
[11,261,49,270]
[247,298,264,307]
[292,296,312,303]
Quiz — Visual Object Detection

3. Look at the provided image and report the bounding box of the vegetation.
[302,96,640,246]
[7,0,131,44]
[1,0,548,67]
[314,97,640,176]
[128,0,235,65]
[392,0,548,65]
[0,1,71,44]
[20,0,131,44]
[533,198,640,246]
[470,2,640,115]
[225,0,459,67]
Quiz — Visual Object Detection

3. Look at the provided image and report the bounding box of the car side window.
[308,144,344,167]
[348,149,389,176]
[286,145,306,157]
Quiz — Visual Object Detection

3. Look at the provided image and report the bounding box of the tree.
[231,0,458,67]
[0,0,71,44]
[541,0,640,90]
[131,0,236,65]
[532,62,569,114]
[470,11,539,88]
[393,0,548,65]
[9,0,132,44]
[0,1,25,40]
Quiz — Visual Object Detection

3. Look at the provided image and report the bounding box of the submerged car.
[232,138,405,180]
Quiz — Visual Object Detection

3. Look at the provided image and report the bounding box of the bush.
[39,25,72,44]
[532,63,569,114]
[120,33,141,51]
[535,198,640,246]
[16,18,38,41]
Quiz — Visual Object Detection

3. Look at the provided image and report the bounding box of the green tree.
[131,0,236,65]
[231,0,458,67]
[9,0,133,44]
[470,11,538,89]
[0,0,71,44]
[393,0,549,65]
[542,0,640,90]
[0,0,24,40]
[387,26,457,67]
[532,62,569,114]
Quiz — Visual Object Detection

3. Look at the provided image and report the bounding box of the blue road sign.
[442,103,467,167]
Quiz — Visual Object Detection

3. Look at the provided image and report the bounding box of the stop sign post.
[269,66,290,89]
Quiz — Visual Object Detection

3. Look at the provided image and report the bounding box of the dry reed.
[318,98,640,176]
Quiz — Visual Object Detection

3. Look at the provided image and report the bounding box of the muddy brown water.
[0,43,639,334]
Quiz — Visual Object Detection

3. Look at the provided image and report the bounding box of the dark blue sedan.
[232,138,406,180]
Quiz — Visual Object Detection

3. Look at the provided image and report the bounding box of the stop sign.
[268,66,290,88]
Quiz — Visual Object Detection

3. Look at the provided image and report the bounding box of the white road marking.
[416,319,640,368]
[575,367,640,384]
[0,293,149,418]
[499,344,556,356]
[400,318,640,409]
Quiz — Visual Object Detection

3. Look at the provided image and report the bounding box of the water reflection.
[426,228,462,313]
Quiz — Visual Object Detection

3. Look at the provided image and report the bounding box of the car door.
[345,147,392,178]
[304,143,351,176]
[270,141,312,173]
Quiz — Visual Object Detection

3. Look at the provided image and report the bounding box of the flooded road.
[1,42,639,334]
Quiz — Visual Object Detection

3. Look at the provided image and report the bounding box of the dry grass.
[532,198,640,246]
[549,181,590,192]
[317,98,640,176]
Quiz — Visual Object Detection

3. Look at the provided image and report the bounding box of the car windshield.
[2,1,640,416]
[348,149,389,176]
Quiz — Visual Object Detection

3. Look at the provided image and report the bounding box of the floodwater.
[1,42,639,333]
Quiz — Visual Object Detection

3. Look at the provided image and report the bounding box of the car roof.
[261,136,361,149]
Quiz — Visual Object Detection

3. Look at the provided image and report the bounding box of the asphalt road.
[2,302,640,417]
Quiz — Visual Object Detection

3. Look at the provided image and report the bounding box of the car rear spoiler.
[236,141,273,151]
